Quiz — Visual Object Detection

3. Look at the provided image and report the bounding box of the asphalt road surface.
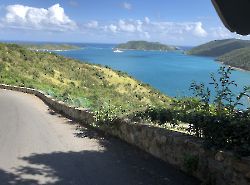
[0,89,200,185]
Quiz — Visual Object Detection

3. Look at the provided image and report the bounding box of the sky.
[0,0,247,45]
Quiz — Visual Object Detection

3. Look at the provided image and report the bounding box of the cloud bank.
[3,4,77,31]
[103,18,209,42]
[0,3,239,45]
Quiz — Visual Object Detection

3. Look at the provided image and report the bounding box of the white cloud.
[3,4,77,31]
[89,18,238,45]
[0,6,239,46]
[105,19,208,38]
[104,24,117,33]
[118,20,136,32]
[108,24,118,33]
[145,17,150,24]
[99,18,212,44]
[210,26,232,38]
[148,21,208,38]
[193,22,207,37]
[86,20,99,28]
[122,2,132,10]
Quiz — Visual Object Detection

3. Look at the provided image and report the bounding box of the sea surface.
[55,43,250,106]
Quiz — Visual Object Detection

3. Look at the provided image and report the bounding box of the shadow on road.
[0,125,200,185]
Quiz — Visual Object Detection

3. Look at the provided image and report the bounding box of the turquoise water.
[56,44,250,100]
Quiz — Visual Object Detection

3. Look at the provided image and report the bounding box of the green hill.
[20,43,81,51]
[0,43,171,118]
[115,41,176,51]
[217,47,250,71]
[188,39,250,57]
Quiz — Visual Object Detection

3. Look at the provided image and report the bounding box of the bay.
[56,44,250,104]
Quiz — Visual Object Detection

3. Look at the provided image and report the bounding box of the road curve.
[0,89,200,185]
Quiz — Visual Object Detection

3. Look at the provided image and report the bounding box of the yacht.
[113,49,123,53]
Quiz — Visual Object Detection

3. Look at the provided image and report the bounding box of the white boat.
[113,49,123,53]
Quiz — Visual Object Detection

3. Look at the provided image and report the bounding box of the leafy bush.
[94,101,129,124]
[131,67,250,156]
[178,67,250,155]
[131,106,176,125]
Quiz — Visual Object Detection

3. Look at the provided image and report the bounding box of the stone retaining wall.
[0,84,94,124]
[106,120,250,185]
[1,84,249,185]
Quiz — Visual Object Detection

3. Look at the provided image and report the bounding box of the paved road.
[0,89,200,185]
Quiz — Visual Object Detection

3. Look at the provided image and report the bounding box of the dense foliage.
[188,39,250,57]
[176,68,250,155]
[116,41,176,51]
[134,67,250,156]
[217,47,250,71]
[0,43,171,119]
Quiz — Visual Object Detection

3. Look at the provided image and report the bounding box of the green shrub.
[133,107,176,125]
[181,67,250,155]
[130,67,250,156]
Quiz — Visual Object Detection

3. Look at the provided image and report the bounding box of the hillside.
[217,47,250,71]
[20,43,81,51]
[115,41,176,51]
[0,43,171,117]
[188,39,250,57]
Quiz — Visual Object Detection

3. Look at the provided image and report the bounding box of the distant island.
[115,41,177,51]
[20,43,81,51]
[188,39,250,71]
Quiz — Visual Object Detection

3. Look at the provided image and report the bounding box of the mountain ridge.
[188,39,250,57]
[188,39,250,71]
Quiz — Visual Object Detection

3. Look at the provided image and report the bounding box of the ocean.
[55,43,250,104]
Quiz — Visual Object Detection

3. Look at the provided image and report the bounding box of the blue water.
[56,44,250,101]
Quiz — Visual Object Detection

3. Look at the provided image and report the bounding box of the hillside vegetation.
[0,43,171,117]
[20,43,81,51]
[188,39,250,57]
[188,39,250,71]
[116,41,176,51]
[217,47,250,71]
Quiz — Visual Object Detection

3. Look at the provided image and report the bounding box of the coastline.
[215,59,250,72]
[114,48,178,52]
[29,48,83,52]
[188,52,250,72]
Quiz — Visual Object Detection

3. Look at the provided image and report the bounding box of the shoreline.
[187,52,250,72]
[114,48,178,52]
[215,59,250,72]
[30,48,83,52]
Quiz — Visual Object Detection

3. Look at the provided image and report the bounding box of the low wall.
[1,84,250,185]
[0,84,94,124]
[106,120,250,185]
